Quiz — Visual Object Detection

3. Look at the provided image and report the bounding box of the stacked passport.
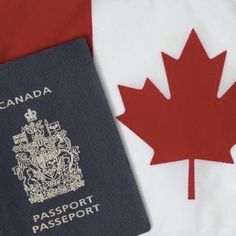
[0,39,150,235]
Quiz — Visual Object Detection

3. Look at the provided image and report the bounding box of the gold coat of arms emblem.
[12,109,85,204]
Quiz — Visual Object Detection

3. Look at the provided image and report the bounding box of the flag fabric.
[0,0,92,63]
[93,1,236,236]
[1,0,236,235]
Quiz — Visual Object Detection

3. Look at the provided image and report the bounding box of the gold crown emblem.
[12,109,85,204]
[24,109,37,122]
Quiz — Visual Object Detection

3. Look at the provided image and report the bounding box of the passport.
[0,39,150,236]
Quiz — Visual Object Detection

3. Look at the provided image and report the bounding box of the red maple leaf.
[117,30,236,200]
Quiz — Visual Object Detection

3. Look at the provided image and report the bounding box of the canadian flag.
[2,1,236,235]
[93,1,236,236]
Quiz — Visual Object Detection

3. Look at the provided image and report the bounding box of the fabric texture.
[0,0,92,63]
[0,39,150,236]
[92,1,236,236]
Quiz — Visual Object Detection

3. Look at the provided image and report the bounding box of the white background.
[92,1,236,235]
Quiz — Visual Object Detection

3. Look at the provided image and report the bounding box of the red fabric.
[117,30,236,200]
[0,0,92,62]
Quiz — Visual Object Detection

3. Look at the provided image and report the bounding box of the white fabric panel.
[92,1,236,235]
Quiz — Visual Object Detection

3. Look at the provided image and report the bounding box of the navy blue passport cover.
[0,39,150,236]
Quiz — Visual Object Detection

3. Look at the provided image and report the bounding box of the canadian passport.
[0,39,150,235]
